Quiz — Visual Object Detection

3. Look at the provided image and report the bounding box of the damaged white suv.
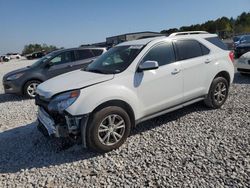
[36,31,235,152]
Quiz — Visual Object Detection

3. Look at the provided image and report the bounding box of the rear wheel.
[204,77,229,109]
[24,80,41,98]
[85,106,131,152]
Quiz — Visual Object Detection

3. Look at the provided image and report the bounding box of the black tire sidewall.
[86,106,131,152]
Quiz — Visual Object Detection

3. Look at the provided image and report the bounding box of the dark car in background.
[3,47,106,98]
[26,51,47,60]
[234,35,250,58]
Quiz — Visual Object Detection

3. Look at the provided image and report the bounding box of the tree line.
[161,12,250,39]
[22,44,59,55]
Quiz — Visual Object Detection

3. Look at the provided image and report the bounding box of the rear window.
[205,37,228,50]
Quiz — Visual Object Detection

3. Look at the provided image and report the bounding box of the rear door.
[174,39,211,101]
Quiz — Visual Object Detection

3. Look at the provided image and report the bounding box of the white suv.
[36,31,235,152]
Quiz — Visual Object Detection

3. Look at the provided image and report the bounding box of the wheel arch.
[214,71,231,84]
[91,99,136,128]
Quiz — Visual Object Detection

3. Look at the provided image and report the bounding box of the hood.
[3,66,31,80]
[37,70,114,99]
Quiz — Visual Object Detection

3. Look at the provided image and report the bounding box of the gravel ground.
[0,60,249,187]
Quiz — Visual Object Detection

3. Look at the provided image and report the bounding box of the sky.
[0,0,249,55]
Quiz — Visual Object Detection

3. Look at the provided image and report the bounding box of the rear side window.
[205,37,228,50]
[175,40,203,60]
[142,42,175,66]
[200,43,210,55]
[75,50,94,60]
[92,49,104,56]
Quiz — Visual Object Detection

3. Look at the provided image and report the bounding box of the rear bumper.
[236,60,250,73]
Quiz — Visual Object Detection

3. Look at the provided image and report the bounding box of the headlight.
[6,73,24,81]
[48,90,80,113]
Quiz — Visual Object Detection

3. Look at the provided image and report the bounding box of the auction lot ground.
[0,60,249,187]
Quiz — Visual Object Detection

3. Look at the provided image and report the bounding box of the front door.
[44,51,76,79]
[135,42,183,117]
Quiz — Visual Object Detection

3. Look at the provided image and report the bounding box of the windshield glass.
[30,51,58,68]
[85,45,144,74]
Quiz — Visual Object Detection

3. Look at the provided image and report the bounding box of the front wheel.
[85,106,131,152]
[24,80,41,98]
[204,77,229,109]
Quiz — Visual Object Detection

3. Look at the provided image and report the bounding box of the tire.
[24,80,41,98]
[85,106,131,152]
[204,77,229,109]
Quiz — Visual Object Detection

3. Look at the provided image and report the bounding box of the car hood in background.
[36,70,114,99]
[3,66,30,80]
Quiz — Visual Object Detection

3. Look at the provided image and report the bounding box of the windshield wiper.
[86,68,106,74]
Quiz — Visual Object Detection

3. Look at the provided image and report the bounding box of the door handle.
[205,59,211,64]
[67,64,73,68]
[171,68,181,75]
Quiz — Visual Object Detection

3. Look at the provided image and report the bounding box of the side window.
[75,50,94,60]
[142,42,175,66]
[205,37,228,50]
[50,51,74,65]
[175,40,203,60]
[92,49,104,56]
[200,43,210,55]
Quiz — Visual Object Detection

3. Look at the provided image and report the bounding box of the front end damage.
[35,94,89,148]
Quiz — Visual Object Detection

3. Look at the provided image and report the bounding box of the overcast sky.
[0,0,250,55]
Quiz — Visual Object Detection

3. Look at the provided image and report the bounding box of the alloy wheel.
[213,82,227,104]
[27,83,39,97]
[98,114,126,146]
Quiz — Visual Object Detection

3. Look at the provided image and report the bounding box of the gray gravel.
[0,60,249,187]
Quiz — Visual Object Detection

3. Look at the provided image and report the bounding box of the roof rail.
[169,31,209,37]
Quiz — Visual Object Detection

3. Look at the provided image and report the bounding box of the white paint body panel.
[36,33,235,121]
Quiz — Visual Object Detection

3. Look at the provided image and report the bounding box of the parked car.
[234,35,250,58]
[236,51,250,75]
[3,47,106,98]
[35,31,234,152]
[7,53,21,59]
[26,51,46,60]
[1,55,11,62]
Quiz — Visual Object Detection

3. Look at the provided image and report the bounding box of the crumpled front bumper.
[35,94,90,148]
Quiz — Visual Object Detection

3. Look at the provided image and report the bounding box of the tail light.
[229,51,234,63]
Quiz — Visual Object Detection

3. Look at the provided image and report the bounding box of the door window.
[75,50,94,60]
[175,40,203,60]
[50,51,74,65]
[142,42,175,66]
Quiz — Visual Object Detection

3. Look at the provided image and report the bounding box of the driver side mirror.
[138,60,159,72]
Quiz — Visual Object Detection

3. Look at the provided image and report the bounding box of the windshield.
[30,51,58,68]
[85,45,144,74]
